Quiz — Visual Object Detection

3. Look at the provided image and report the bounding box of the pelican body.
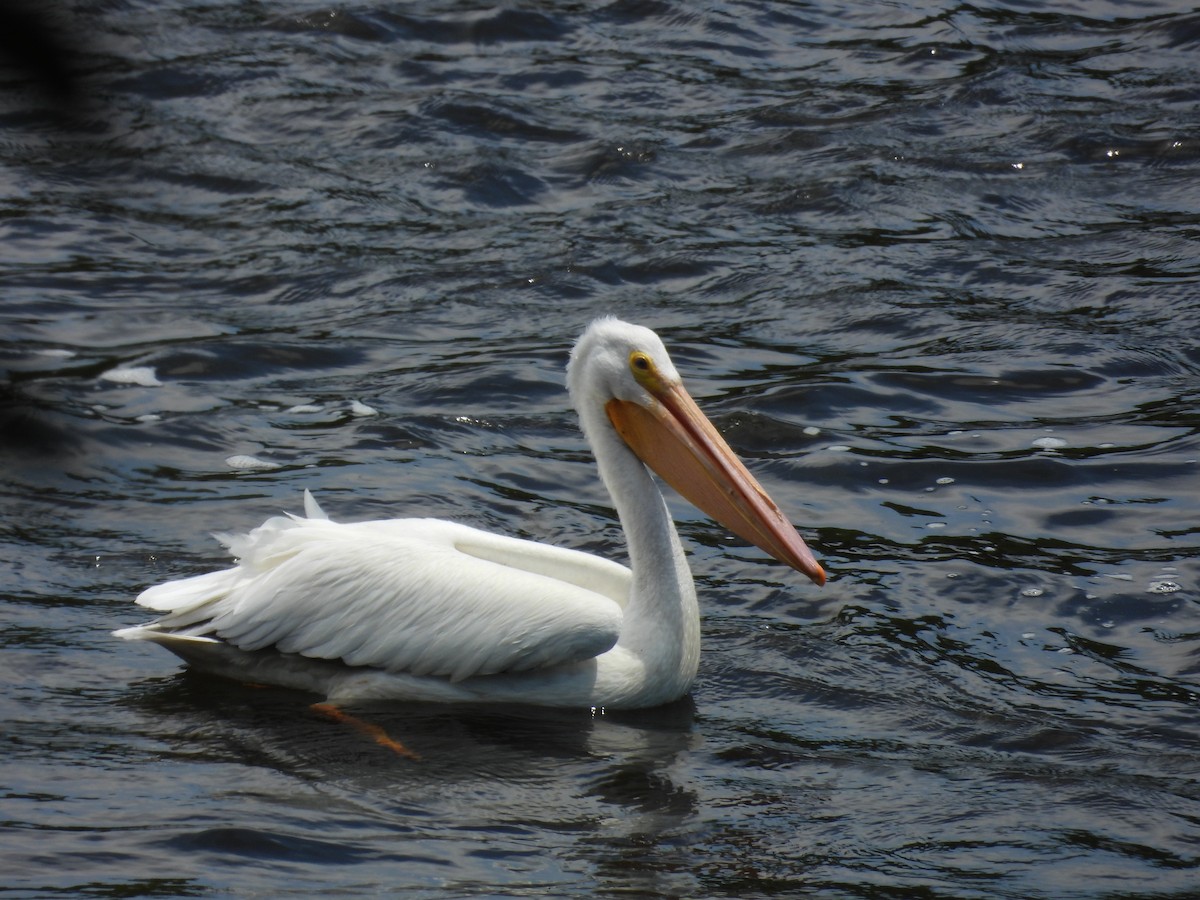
[116,318,823,709]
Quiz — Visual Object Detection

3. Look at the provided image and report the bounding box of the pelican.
[115,318,824,709]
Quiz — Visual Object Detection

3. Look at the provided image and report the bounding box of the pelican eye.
[628,350,665,393]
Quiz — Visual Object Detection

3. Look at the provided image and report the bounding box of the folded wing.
[121,493,631,683]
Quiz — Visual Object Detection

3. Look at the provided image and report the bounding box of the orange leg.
[310,702,421,760]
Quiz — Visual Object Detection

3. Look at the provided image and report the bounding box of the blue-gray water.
[2,1,1199,897]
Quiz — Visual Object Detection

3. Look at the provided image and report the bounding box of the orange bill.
[606,383,825,586]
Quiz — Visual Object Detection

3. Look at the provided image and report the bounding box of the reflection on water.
[3,0,1199,896]
[113,675,705,895]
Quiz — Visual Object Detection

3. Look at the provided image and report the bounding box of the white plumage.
[115,318,823,709]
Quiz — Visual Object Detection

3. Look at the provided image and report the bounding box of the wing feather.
[130,498,631,682]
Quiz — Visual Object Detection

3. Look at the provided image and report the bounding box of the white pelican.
[115,318,824,709]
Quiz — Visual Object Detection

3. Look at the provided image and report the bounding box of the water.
[3,1,1199,896]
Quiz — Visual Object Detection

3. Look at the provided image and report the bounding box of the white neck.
[577,401,701,687]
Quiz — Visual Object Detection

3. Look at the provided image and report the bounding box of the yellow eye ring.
[628,350,665,393]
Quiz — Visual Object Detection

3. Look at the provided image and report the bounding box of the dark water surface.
[3,1,1199,897]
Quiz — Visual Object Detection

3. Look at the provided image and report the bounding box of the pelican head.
[569,317,825,586]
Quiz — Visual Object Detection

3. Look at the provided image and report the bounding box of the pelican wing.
[127,493,631,682]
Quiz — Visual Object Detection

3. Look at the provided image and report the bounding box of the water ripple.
[3,0,1200,897]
